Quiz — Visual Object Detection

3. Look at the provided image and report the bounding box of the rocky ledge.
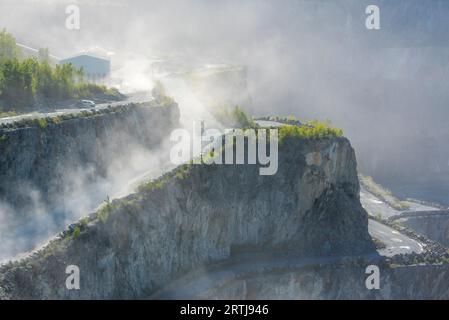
[0,136,375,299]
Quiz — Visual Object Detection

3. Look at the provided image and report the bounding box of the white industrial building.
[60,53,111,83]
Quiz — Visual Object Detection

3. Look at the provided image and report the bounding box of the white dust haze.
[1,0,449,261]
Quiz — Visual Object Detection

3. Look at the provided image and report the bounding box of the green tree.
[35,61,53,98]
[0,29,19,63]
[0,58,37,109]
[38,48,50,63]
[0,29,120,112]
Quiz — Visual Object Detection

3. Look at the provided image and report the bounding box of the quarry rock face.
[0,103,180,212]
[0,136,376,299]
[199,262,449,300]
[399,214,449,247]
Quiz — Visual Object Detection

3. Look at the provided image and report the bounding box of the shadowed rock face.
[0,136,375,299]
[400,213,449,247]
[200,263,449,300]
[0,102,181,261]
[0,103,180,212]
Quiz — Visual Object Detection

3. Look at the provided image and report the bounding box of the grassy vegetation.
[87,194,144,226]
[404,197,445,210]
[151,80,175,107]
[359,174,411,211]
[137,163,195,197]
[97,204,110,224]
[157,95,175,107]
[0,110,17,118]
[37,118,47,129]
[72,226,81,239]
[79,216,89,227]
[96,198,119,224]
[51,115,62,124]
[212,105,257,128]
[174,163,192,180]
[74,83,122,100]
[137,179,165,194]
[278,120,343,142]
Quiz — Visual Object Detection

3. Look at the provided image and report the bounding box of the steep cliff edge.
[0,136,375,299]
[0,102,179,211]
[0,101,180,261]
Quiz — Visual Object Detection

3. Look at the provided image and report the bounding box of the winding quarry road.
[359,188,426,256]
[0,91,150,125]
[360,186,439,220]
[368,219,423,256]
[359,188,438,256]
